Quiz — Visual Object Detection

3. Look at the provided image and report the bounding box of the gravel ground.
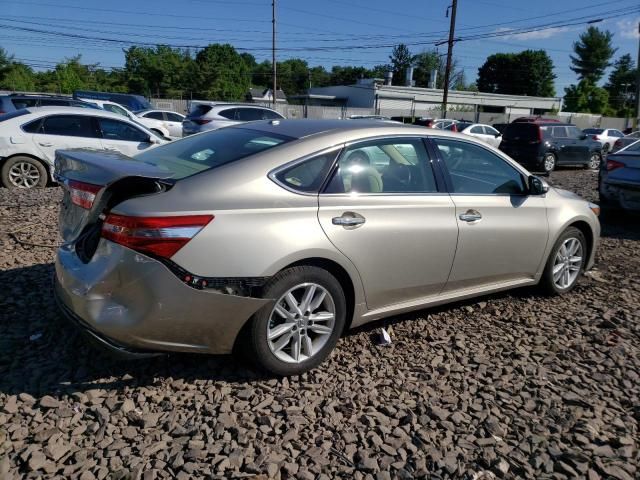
[0,169,638,480]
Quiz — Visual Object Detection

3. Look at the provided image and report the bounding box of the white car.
[136,110,185,139]
[0,107,166,189]
[78,99,136,119]
[458,122,503,148]
[182,102,284,136]
[582,128,625,153]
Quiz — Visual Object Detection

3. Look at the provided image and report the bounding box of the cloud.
[616,17,640,39]
[494,26,570,41]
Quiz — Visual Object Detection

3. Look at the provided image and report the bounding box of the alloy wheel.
[552,237,583,289]
[588,153,600,169]
[8,161,41,189]
[267,283,336,364]
[544,154,555,172]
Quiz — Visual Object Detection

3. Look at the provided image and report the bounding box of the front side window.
[324,138,437,194]
[551,126,569,138]
[41,115,96,137]
[104,104,129,117]
[275,150,338,193]
[470,125,484,134]
[434,138,527,195]
[262,109,283,120]
[485,126,500,136]
[144,111,165,120]
[567,126,583,139]
[98,118,149,142]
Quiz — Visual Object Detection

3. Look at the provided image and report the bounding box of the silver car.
[182,102,284,136]
[54,120,601,375]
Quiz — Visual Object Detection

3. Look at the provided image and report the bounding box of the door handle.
[332,213,365,227]
[38,142,53,147]
[459,210,482,222]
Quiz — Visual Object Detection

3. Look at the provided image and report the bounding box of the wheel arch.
[281,257,357,333]
[567,220,595,266]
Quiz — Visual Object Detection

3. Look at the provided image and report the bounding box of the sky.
[1,0,639,96]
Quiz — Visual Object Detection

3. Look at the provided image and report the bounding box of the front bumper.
[55,240,270,355]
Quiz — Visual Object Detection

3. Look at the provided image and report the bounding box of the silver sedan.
[54,120,601,375]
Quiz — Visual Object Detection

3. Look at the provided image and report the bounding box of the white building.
[301,78,562,117]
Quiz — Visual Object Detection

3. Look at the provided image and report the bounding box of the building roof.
[248,88,287,100]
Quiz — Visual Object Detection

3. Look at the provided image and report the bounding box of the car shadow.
[598,207,640,241]
[0,263,274,398]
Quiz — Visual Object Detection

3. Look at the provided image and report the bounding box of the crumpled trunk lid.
[54,149,175,259]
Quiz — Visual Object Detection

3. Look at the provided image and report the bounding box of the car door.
[32,114,101,164]
[317,137,459,310]
[483,126,502,147]
[164,112,185,137]
[97,117,155,156]
[433,137,548,292]
[550,126,573,163]
[567,126,590,163]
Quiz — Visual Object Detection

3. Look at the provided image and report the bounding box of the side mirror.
[494,133,501,138]
[529,175,549,195]
[147,135,160,144]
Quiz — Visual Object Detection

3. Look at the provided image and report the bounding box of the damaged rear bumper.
[54,239,271,355]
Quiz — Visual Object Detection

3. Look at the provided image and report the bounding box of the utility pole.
[441,0,458,119]
[272,0,277,108]
[635,20,640,128]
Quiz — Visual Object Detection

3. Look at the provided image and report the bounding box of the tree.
[0,63,35,91]
[477,50,555,96]
[389,44,412,85]
[564,80,610,114]
[570,27,616,84]
[0,47,13,80]
[412,50,439,88]
[124,45,193,97]
[329,65,373,86]
[604,54,637,117]
[192,44,251,100]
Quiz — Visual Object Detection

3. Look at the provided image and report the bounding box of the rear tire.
[539,227,587,295]
[1,156,48,189]
[243,266,346,376]
[542,153,556,173]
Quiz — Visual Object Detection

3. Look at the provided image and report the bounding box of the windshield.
[135,127,294,179]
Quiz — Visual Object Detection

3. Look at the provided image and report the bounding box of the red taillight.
[592,135,600,140]
[68,180,102,209]
[101,214,214,258]
[450,124,457,132]
[614,140,622,148]
[193,119,212,125]
[606,159,625,171]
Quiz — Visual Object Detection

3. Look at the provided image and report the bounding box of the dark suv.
[500,121,602,173]
[0,94,97,115]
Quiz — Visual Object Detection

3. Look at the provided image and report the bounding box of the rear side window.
[470,126,484,134]
[134,127,294,180]
[21,118,42,132]
[503,123,539,141]
[218,108,237,120]
[551,127,568,138]
[42,115,97,137]
[98,118,149,142]
[275,151,338,193]
[188,104,213,117]
[237,108,264,121]
[166,112,184,122]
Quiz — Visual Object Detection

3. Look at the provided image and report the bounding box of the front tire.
[1,156,48,189]
[586,152,601,170]
[245,266,346,376]
[540,227,587,295]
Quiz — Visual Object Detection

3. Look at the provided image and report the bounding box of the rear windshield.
[188,104,213,117]
[134,127,294,179]
[583,128,603,134]
[503,123,539,141]
[0,109,30,122]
